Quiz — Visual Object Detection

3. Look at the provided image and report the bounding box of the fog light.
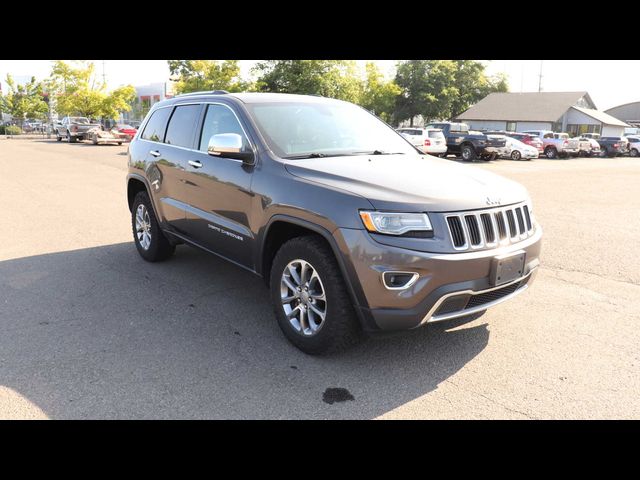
[382,271,419,290]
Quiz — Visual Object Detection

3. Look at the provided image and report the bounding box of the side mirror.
[207,133,254,165]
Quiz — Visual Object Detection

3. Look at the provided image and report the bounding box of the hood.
[284,153,529,212]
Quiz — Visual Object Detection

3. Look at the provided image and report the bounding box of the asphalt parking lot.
[1,138,639,419]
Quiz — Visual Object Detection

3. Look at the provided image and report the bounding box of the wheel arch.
[258,215,369,325]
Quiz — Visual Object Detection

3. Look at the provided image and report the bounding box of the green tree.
[253,60,363,103]
[48,61,136,119]
[393,60,510,125]
[359,62,401,123]
[394,60,459,126]
[0,75,49,124]
[168,60,249,94]
[448,61,509,119]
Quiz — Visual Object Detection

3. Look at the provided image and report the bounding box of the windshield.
[246,101,417,158]
[70,117,90,124]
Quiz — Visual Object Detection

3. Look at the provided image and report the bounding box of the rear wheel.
[131,191,175,262]
[270,235,362,355]
[67,131,76,143]
[544,146,557,159]
[92,136,98,145]
[511,150,522,161]
[56,132,62,142]
[461,144,476,162]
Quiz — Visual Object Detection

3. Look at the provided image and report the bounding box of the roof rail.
[176,90,229,97]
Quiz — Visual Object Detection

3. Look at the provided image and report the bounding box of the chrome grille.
[445,203,535,251]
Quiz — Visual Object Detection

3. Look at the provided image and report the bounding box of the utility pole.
[102,60,106,86]
[538,60,543,92]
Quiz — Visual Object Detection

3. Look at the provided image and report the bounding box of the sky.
[0,60,638,111]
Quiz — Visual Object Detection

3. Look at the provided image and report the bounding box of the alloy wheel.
[280,259,327,336]
[135,204,152,250]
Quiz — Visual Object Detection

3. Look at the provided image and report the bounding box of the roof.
[570,106,630,127]
[456,91,591,122]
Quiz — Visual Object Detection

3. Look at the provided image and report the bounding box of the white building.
[456,91,629,137]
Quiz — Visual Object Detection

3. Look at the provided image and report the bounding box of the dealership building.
[455,91,629,137]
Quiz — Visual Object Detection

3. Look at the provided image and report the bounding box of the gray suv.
[127,91,542,354]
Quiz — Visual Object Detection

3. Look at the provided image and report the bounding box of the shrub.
[4,125,21,135]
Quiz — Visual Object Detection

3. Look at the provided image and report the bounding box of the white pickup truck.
[521,130,581,159]
[55,116,102,143]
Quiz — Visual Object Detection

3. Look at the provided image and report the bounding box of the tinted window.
[428,130,444,138]
[199,104,249,152]
[141,107,172,142]
[165,104,201,148]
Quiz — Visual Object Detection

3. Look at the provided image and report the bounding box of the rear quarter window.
[141,107,172,142]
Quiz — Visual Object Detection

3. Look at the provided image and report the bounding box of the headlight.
[359,211,432,235]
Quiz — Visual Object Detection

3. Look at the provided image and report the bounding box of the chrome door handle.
[150,150,161,157]
[188,160,203,168]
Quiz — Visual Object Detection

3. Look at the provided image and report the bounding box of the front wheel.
[270,235,362,355]
[511,150,522,161]
[67,131,76,143]
[131,191,175,262]
[630,148,639,157]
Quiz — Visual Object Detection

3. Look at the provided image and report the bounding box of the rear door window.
[164,104,202,148]
[141,107,172,142]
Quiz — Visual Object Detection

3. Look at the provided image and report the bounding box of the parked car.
[55,116,102,143]
[598,137,628,157]
[581,133,601,140]
[115,124,138,141]
[553,133,588,157]
[626,136,640,157]
[396,127,447,156]
[504,132,544,153]
[575,135,601,157]
[86,126,124,145]
[494,135,539,160]
[126,92,542,354]
[521,130,579,159]
[423,121,506,161]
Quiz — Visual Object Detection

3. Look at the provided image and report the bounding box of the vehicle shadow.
[0,242,490,419]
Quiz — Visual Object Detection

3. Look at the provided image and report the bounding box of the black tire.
[56,133,62,142]
[67,131,76,143]
[544,146,557,159]
[599,148,609,158]
[630,148,639,157]
[460,144,477,162]
[118,142,122,146]
[270,235,362,355]
[131,191,175,262]
[511,150,522,161]
[92,136,98,145]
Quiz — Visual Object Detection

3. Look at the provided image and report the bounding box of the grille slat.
[465,281,522,309]
[523,205,532,230]
[515,207,526,235]
[495,211,507,240]
[446,216,466,247]
[480,213,495,243]
[464,215,481,246]
[505,209,517,238]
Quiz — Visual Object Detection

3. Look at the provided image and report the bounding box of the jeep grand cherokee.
[126,91,542,354]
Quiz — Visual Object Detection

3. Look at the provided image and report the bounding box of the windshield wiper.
[350,150,407,155]
[283,152,353,160]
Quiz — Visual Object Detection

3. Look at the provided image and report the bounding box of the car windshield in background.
[246,101,417,159]
[70,117,90,124]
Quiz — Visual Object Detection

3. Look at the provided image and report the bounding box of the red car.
[506,132,544,153]
[115,124,137,141]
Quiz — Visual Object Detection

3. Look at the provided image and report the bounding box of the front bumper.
[334,225,542,332]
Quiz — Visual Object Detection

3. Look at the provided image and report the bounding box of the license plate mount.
[490,251,526,286]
